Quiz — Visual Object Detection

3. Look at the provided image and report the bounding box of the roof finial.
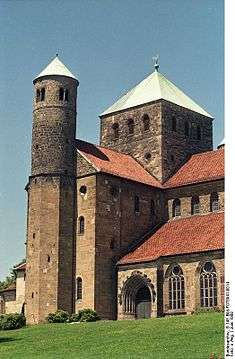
[56,53,59,57]
[152,55,159,72]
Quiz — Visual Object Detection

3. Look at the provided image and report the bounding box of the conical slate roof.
[100,70,212,118]
[34,56,77,81]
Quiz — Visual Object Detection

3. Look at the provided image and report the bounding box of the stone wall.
[166,180,224,220]
[32,76,78,176]
[75,175,96,313]
[161,101,213,181]
[117,250,224,319]
[100,102,164,181]
[100,100,213,182]
[25,175,75,324]
[94,173,162,319]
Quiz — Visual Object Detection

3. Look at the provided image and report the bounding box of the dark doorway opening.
[135,286,151,319]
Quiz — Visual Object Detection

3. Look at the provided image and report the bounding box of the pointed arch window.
[172,199,181,217]
[78,216,85,234]
[112,123,119,139]
[191,196,200,215]
[200,262,217,308]
[168,265,185,310]
[76,277,83,300]
[127,118,134,134]
[210,192,219,212]
[142,114,150,131]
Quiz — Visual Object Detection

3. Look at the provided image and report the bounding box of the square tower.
[100,68,213,182]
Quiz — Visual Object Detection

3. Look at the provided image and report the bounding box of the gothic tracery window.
[168,265,185,310]
[200,261,217,308]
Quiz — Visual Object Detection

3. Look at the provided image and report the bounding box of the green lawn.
[0,312,224,359]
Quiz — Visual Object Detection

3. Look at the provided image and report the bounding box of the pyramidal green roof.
[34,56,77,81]
[100,70,213,118]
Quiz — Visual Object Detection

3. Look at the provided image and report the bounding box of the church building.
[0,56,224,323]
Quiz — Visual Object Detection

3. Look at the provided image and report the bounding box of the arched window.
[171,116,177,132]
[134,195,140,213]
[172,199,181,217]
[59,87,64,101]
[191,196,200,215]
[76,277,82,300]
[112,123,119,139]
[40,88,45,101]
[197,125,201,140]
[150,200,155,216]
[142,114,150,131]
[36,89,40,102]
[127,119,134,134]
[184,121,189,137]
[210,192,219,212]
[200,261,217,308]
[78,216,85,234]
[168,265,185,310]
[65,89,69,102]
[59,88,69,101]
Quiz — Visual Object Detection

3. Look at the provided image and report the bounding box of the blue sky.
[0,0,224,280]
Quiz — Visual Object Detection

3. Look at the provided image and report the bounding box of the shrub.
[69,313,81,323]
[194,307,222,315]
[46,310,69,323]
[0,313,26,330]
[79,309,100,322]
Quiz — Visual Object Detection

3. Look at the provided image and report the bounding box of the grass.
[0,312,224,359]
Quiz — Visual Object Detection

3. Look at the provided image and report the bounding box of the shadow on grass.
[0,337,21,343]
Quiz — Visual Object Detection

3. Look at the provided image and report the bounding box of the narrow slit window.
[76,277,82,300]
[78,216,85,234]
[134,195,140,213]
[59,88,64,101]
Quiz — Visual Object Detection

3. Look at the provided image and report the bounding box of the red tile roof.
[76,140,162,188]
[164,148,224,188]
[118,212,224,265]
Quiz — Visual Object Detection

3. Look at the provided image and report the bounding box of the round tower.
[25,56,79,324]
[32,55,79,176]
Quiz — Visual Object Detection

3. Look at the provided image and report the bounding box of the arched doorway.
[120,271,155,319]
[135,286,151,319]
